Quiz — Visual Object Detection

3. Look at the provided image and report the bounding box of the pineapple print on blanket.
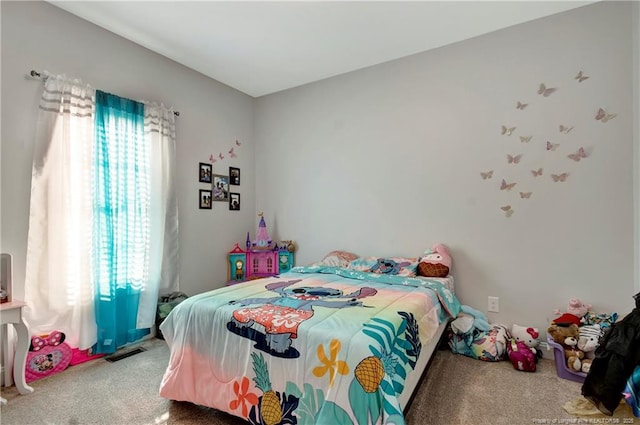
[228,279,377,358]
[249,352,299,425]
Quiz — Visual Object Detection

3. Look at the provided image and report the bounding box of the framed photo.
[212,174,229,202]
[229,167,240,185]
[199,162,212,183]
[229,192,240,211]
[199,189,212,209]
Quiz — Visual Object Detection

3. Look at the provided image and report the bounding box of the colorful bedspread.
[159,266,460,425]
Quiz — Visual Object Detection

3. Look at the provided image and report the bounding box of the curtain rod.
[29,70,180,117]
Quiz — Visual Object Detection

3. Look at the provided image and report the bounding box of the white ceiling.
[49,1,595,98]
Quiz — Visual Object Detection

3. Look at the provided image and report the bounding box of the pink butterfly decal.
[567,147,588,162]
[500,179,517,191]
[531,168,543,177]
[235,139,241,146]
[501,125,516,136]
[546,141,559,151]
[219,152,224,160]
[228,147,237,158]
[551,173,569,182]
[209,154,217,163]
[559,125,573,134]
[520,136,532,143]
[519,192,532,199]
[500,205,514,217]
[516,101,528,110]
[575,71,589,82]
[480,170,493,180]
[507,154,522,164]
[595,108,617,123]
[537,83,557,97]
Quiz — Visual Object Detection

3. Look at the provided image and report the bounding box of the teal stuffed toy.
[451,304,491,334]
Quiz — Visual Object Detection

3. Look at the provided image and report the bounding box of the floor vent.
[105,347,146,363]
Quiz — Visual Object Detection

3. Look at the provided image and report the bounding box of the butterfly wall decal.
[235,139,241,146]
[520,136,532,143]
[501,125,516,136]
[219,152,224,160]
[559,125,574,134]
[575,71,589,82]
[500,179,517,191]
[546,141,560,151]
[516,101,528,110]
[507,154,522,164]
[480,170,493,180]
[595,108,617,123]
[228,147,237,158]
[551,173,569,182]
[209,154,217,163]
[519,192,532,199]
[500,205,514,218]
[537,83,557,97]
[567,147,588,162]
[531,168,543,177]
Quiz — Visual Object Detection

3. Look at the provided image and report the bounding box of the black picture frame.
[212,174,230,202]
[199,162,212,183]
[199,189,212,209]
[229,192,240,211]
[229,167,240,185]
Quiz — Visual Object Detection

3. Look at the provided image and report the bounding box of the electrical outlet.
[488,296,499,313]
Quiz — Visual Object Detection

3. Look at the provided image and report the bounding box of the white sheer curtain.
[138,103,179,328]
[24,74,97,350]
[25,75,180,349]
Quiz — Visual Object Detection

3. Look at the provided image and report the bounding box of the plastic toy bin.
[547,335,587,383]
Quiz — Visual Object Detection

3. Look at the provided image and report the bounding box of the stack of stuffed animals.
[546,298,617,375]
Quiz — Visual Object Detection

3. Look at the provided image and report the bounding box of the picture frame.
[199,162,212,183]
[199,189,212,209]
[229,167,240,185]
[229,192,240,211]
[212,174,230,202]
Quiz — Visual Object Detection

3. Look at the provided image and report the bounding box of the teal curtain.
[93,90,150,354]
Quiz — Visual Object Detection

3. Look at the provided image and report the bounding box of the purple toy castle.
[245,213,279,278]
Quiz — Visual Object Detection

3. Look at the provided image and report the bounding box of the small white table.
[1,300,34,404]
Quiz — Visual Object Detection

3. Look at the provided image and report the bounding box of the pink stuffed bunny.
[554,298,591,321]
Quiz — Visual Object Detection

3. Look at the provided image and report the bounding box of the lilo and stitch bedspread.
[159,266,460,425]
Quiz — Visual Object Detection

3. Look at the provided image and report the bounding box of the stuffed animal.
[547,323,584,372]
[450,305,491,335]
[577,324,602,374]
[507,338,536,372]
[417,243,452,278]
[554,298,591,323]
[511,324,542,360]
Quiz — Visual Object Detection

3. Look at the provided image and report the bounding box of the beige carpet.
[0,338,635,425]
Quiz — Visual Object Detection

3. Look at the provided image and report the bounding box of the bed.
[159,261,460,425]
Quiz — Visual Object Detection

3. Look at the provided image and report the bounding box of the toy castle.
[227,213,295,284]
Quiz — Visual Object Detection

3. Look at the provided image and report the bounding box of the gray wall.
[1,1,256,298]
[254,1,638,333]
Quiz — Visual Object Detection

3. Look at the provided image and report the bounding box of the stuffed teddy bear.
[547,323,585,372]
[511,324,542,361]
[417,243,452,278]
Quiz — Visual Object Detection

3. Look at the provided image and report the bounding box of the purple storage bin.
[547,335,587,383]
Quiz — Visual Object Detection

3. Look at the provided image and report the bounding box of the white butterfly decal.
[520,136,532,143]
[595,108,617,123]
[546,141,560,151]
[480,170,493,180]
[551,173,569,182]
[519,192,532,199]
[531,168,543,177]
[567,147,588,162]
[501,125,516,136]
[516,101,528,110]
[500,179,517,191]
[559,125,574,134]
[538,83,557,97]
[507,154,522,164]
[501,205,514,218]
[575,71,589,83]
